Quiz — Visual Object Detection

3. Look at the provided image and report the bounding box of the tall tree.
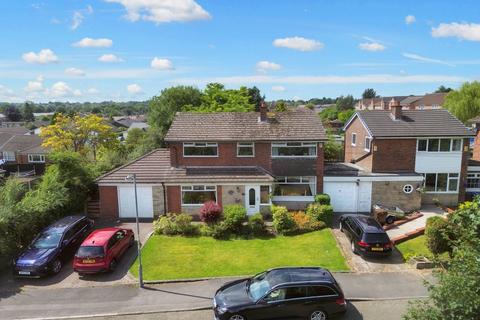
[148,86,203,137]
[274,101,288,112]
[22,102,35,122]
[444,81,480,122]
[192,83,254,113]
[247,86,263,111]
[362,88,377,99]
[4,105,22,122]
[435,85,453,93]
[335,95,355,111]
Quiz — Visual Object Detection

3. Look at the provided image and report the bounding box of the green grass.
[130,229,348,280]
[396,235,433,261]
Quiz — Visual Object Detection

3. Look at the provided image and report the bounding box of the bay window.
[423,173,459,192]
[273,176,316,197]
[181,185,217,205]
[183,142,218,157]
[271,142,317,157]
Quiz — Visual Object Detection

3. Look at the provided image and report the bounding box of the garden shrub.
[292,211,327,233]
[223,204,247,233]
[425,216,450,255]
[272,205,297,235]
[248,213,267,236]
[306,204,334,226]
[153,213,199,236]
[199,201,222,224]
[314,194,331,205]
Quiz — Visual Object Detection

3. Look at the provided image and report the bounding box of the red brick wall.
[473,131,480,160]
[217,185,223,208]
[371,139,416,172]
[166,185,181,213]
[344,117,372,170]
[99,186,119,219]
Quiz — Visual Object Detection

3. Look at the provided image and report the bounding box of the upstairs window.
[271,142,317,157]
[237,142,254,157]
[417,138,462,152]
[183,142,218,157]
[351,133,357,146]
[28,154,45,163]
[2,151,15,161]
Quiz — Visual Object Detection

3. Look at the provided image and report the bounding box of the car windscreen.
[76,246,105,258]
[31,232,62,249]
[364,232,390,243]
[248,272,271,301]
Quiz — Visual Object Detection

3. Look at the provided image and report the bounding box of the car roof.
[344,214,384,233]
[265,267,334,286]
[44,215,86,233]
[81,228,123,246]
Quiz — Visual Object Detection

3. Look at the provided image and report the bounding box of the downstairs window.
[181,185,217,205]
[273,176,316,197]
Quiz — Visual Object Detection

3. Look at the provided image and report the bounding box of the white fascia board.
[324,175,424,182]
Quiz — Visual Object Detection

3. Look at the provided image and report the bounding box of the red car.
[73,228,134,275]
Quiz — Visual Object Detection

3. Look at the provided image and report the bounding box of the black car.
[339,214,393,257]
[13,215,93,277]
[213,267,347,320]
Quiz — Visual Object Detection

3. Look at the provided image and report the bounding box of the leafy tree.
[362,88,377,99]
[305,103,315,110]
[274,101,288,112]
[444,81,480,122]
[4,105,22,121]
[324,138,343,161]
[335,95,355,111]
[247,86,263,111]
[338,109,355,123]
[192,83,254,113]
[148,86,203,137]
[22,102,35,122]
[319,106,339,121]
[435,85,453,93]
[40,113,119,161]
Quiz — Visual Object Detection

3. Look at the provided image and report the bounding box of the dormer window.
[183,142,218,157]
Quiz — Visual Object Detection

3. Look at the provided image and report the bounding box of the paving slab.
[387,206,446,240]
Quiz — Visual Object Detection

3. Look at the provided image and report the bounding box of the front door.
[245,185,260,215]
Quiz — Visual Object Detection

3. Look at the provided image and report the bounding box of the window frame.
[183,142,218,158]
[272,176,317,198]
[467,172,480,189]
[2,151,15,162]
[351,133,357,146]
[271,142,317,158]
[417,138,463,153]
[237,142,255,157]
[422,173,459,193]
[364,136,372,152]
[181,185,217,206]
[260,185,271,205]
[28,154,46,163]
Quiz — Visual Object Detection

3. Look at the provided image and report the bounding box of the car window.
[107,235,118,249]
[285,286,307,299]
[63,228,75,241]
[76,246,105,258]
[71,220,85,235]
[307,286,336,297]
[32,231,62,249]
[364,232,390,243]
[265,288,287,302]
[115,231,125,241]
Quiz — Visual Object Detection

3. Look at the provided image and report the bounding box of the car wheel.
[351,241,358,254]
[109,259,118,272]
[51,259,62,274]
[385,215,395,225]
[229,316,245,320]
[310,310,327,320]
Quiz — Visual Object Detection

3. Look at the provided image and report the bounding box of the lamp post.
[125,173,143,288]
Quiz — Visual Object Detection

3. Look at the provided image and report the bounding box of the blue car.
[13,215,93,277]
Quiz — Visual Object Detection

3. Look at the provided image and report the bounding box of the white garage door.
[324,181,372,212]
[118,186,154,218]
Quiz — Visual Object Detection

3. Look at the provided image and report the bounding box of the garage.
[323,180,372,213]
[118,186,154,218]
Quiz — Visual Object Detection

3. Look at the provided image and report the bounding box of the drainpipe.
[161,182,167,215]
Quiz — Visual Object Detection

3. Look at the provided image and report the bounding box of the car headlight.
[216,306,228,315]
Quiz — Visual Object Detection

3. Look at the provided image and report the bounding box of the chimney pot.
[389,98,402,120]
[259,101,267,122]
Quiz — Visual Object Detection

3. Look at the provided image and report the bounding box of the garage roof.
[96,148,274,184]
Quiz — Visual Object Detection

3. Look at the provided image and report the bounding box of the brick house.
[340,99,473,211]
[96,106,327,219]
[0,132,47,176]
[356,93,447,111]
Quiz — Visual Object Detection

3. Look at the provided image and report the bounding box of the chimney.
[259,101,267,122]
[389,98,402,120]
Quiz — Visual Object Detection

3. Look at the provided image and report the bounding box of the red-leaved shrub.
[200,201,222,224]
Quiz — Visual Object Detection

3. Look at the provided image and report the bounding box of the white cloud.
[22,49,59,64]
[104,0,211,24]
[65,67,86,77]
[45,82,81,98]
[273,36,324,52]
[402,52,455,67]
[405,15,416,25]
[71,5,94,30]
[272,85,286,92]
[73,37,113,48]
[256,61,282,73]
[432,22,480,41]
[151,57,174,70]
[24,76,44,92]
[127,83,143,95]
[87,87,100,94]
[98,54,124,63]
[359,42,386,52]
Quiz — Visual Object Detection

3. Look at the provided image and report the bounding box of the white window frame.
[2,151,15,162]
[272,176,317,200]
[416,138,463,153]
[351,133,357,146]
[403,184,414,194]
[364,137,372,152]
[181,185,217,206]
[237,142,255,157]
[423,173,459,193]
[271,142,317,158]
[28,154,45,163]
[260,185,271,205]
[467,172,480,190]
[183,142,218,157]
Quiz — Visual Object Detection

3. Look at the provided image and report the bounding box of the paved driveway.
[0,220,152,291]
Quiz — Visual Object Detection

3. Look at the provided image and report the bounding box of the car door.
[115,230,128,256]
[246,287,306,320]
[107,233,122,261]
[304,285,340,316]
[343,217,354,239]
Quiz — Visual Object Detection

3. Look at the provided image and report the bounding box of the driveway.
[0,220,152,291]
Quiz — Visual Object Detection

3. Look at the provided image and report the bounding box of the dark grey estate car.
[213,267,347,320]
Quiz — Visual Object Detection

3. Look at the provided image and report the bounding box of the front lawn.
[130,229,348,280]
[396,235,433,260]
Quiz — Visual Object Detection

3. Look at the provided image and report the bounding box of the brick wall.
[344,117,372,170]
[458,138,470,203]
[371,139,417,172]
[371,181,422,212]
[166,185,181,213]
[99,186,119,218]
[473,131,480,161]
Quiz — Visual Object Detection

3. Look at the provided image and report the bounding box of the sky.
[1,0,480,103]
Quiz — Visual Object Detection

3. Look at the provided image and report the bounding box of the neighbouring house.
[465,117,480,199]
[342,99,473,211]
[355,93,447,111]
[0,126,32,135]
[0,133,48,176]
[355,96,408,110]
[95,106,326,219]
[121,121,150,140]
